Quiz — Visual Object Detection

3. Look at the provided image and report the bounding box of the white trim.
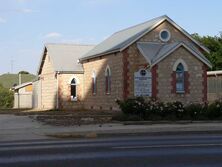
[151,43,212,68]
[105,65,111,76]
[159,29,171,42]
[173,59,188,71]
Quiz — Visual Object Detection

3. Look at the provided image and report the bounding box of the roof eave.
[79,49,120,62]
[151,43,212,68]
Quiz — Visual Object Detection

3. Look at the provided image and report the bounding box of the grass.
[0,73,36,88]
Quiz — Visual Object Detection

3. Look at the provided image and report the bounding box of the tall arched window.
[105,66,111,94]
[176,63,185,92]
[92,71,97,95]
[71,78,77,100]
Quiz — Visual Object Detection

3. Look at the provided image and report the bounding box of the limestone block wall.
[82,52,123,111]
[157,46,204,104]
[39,53,57,109]
[58,73,84,110]
[139,20,205,53]
[123,20,207,104]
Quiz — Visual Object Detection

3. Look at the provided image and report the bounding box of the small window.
[71,78,77,101]
[105,66,111,94]
[176,63,184,93]
[92,71,97,95]
[159,29,171,42]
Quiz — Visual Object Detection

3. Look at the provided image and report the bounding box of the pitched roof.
[38,44,95,74]
[137,42,212,68]
[80,15,209,61]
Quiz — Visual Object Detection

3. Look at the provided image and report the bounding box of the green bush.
[0,84,13,108]
[184,103,208,120]
[207,100,222,120]
[115,98,222,121]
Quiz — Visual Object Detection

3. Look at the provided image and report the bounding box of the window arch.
[105,66,111,94]
[176,63,185,92]
[71,78,77,100]
[92,71,97,95]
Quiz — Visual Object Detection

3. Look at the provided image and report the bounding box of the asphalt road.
[0,134,222,167]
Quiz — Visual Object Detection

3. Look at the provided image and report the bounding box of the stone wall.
[157,46,204,104]
[82,52,123,111]
[39,53,57,109]
[123,20,206,103]
[58,73,84,110]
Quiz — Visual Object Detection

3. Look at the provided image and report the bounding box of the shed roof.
[12,82,32,91]
[80,15,209,61]
[38,44,95,74]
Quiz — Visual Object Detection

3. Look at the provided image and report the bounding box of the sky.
[0,0,221,75]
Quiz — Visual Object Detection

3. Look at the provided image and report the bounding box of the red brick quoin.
[202,65,208,102]
[122,49,129,100]
[151,65,158,98]
[171,71,190,94]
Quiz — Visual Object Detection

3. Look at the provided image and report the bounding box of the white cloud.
[0,17,6,23]
[44,32,63,39]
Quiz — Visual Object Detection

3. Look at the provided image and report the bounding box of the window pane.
[71,85,76,97]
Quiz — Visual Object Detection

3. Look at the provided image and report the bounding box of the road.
[0,134,222,167]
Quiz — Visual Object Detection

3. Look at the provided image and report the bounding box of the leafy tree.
[18,71,29,74]
[192,33,222,70]
[0,84,13,108]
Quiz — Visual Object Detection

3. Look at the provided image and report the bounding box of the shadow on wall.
[57,55,123,111]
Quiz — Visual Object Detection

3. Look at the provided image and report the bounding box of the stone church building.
[33,15,212,111]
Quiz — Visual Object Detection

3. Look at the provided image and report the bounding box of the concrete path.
[1,114,222,142]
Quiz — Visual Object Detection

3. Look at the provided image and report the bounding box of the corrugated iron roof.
[137,42,212,68]
[80,15,209,61]
[38,44,95,74]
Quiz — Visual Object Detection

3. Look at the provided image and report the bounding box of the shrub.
[163,101,184,120]
[207,100,222,120]
[116,98,222,121]
[116,97,147,118]
[0,84,13,108]
[184,103,208,120]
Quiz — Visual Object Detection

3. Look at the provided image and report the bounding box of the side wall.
[82,52,124,111]
[39,53,57,109]
[58,73,84,110]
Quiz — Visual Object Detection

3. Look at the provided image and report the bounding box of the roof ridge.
[45,43,96,47]
[113,15,167,35]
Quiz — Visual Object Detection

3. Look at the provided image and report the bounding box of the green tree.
[0,84,13,108]
[18,71,29,74]
[192,33,222,70]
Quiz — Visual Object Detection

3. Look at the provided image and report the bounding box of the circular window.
[140,70,146,76]
[159,29,171,42]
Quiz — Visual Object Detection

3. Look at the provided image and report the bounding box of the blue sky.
[0,0,221,75]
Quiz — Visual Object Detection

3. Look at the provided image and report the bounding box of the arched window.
[71,78,77,100]
[176,63,185,92]
[92,71,97,95]
[105,66,111,94]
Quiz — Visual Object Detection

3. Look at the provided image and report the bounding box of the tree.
[18,71,29,74]
[192,33,222,70]
[0,84,13,108]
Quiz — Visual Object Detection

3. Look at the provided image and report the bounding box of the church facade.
[34,15,212,111]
